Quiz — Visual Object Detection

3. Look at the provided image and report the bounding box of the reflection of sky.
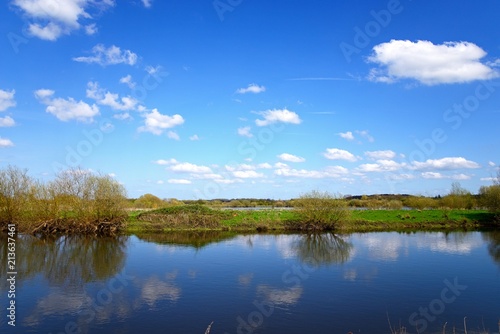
[10,232,499,333]
[256,285,303,306]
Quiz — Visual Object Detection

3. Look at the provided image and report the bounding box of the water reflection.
[134,230,239,249]
[292,233,353,266]
[482,230,500,265]
[0,235,127,289]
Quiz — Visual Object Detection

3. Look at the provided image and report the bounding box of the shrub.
[292,190,350,230]
[479,185,500,213]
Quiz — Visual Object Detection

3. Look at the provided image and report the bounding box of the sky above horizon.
[1,0,499,200]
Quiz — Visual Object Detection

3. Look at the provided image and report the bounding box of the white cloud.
[170,162,212,174]
[119,75,136,89]
[0,89,16,111]
[73,44,138,66]
[257,163,273,169]
[167,131,180,141]
[168,179,191,184]
[35,89,99,122]
[113,112,132,121]
[338,131,354,141]
[356,130,374,143]
[368,40,499,85]
[0,116,15,127]
[365,150,396,160]
[232,170,264,178]
[358,160,406,172]
[237,126,253,138]
[236,84,266,94]
[277,153,305,163]
[142,0,153,8]
[323,148,358,162]
[0,138,14,147]
[412,157,480,170]
[13,0,114,40]
[225,164,255,172]
[274,165,348,179]
[84,23,97,35]
[189,134,200,141]
[153,159,178,165]
[488,161,496,167]
[138,109,184,135]
[255,108,302,127]
[421,172,472,180]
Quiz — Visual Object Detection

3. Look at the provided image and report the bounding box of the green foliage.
[479,185,500,213]
[292,190,350,230]
[134,193,165,209]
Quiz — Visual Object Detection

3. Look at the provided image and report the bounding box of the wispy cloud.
[236,84,266,94]
[73,44,138,66]
[323,148,358,162]
[0,89,16,111]
[277,153,305,163]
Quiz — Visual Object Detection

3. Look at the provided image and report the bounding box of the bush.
[292,190,350,230]
[479,185,500,213]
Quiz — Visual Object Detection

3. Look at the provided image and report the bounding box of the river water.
[1,231,499,333]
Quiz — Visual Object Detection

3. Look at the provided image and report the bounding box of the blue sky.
[1,0,499,199]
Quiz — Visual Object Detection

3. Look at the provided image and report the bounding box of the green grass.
[124,205,498,233]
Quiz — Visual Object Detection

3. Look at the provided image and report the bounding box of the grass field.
[125,206,498,233]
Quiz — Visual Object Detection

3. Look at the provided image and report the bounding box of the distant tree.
[441,182,475,209]
[479,169,500,213]
[134,193,164,209]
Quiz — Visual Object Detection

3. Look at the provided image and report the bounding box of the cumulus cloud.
[277,153,305,163]
[236,84,266,94]
[358,160,407,172]
[87,81,139,111]
[0,116,15,127]
[365,150,396,160]
[338,131,354,141]
[138,109,184,135]
[84,23,97,35]
[13,0,114,41]
[323,148,358,162]
[421,172,471,180]
[237,126,253,138]
[35,89,99,122]
[119,75,136,89]
[0,138,14,147]
[167,131,180,141]
[0,89,16,111]
[412,157,480,170]
[274,165,348,179]
[255,109,302,126]
[73,44,138,66]
[232,170,264,178]
[189,134,200,141]
[368,40,499,85]
[169,162,212,174]
[168,179,191,184]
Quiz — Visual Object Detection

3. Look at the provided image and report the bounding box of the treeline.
[129,179,500,212]
[0,165,127,235]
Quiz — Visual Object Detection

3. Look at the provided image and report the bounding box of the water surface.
[1,231,499,333]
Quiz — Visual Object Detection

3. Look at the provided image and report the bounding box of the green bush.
[292,190,350,230]
[479,185,500,213]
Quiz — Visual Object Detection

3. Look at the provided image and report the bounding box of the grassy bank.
[125,205,498,234]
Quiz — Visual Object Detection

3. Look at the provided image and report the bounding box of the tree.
[0,165,34,224]
[479,169,500,213]
[134,193,164,209]
[293,190,350,230]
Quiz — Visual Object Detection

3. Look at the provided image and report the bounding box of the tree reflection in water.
[0,234,127,289]
[482,231,500,266]
[292,233,353,266]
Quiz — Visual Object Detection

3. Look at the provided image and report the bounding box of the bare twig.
[205,321,214,334]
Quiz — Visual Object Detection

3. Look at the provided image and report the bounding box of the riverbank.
[125,205,498,234]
